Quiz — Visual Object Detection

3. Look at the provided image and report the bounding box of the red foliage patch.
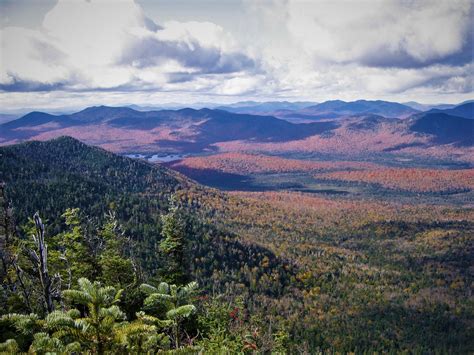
[169,152,380,174]
[316,168,474,192]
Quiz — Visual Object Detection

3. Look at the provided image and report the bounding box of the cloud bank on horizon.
[0,0,472,109]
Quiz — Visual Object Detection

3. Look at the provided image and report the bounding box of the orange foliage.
[180,186,474,264]
[213,121,474,164]
[316,168,474,192]
[169,152,380,174]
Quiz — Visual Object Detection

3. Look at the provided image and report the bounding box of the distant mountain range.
[215,101,316,114]
[403,100,473,112]
[214,99,420,120]
[1,99,468,124]
[216,99,473,122]
[425,102,473,120]
[0,106,338,151]
[0,101,472,161]
[298,100,420,119]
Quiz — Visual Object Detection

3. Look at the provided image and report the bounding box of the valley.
[1,99,473,352]
[165,151,473,206]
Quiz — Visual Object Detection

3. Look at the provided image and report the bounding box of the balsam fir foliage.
[159,196,189,285]
[0,206,267,353]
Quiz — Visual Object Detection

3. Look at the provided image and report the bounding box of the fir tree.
[159,195,188,284]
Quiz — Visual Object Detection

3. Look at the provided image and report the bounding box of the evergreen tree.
[159,195,188,284]
[57,208,98,283]
[1,278,171,354]
[98,211,135,289]
[140,280,198,349]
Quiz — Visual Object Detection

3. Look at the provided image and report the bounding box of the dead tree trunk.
[30,212,54,313]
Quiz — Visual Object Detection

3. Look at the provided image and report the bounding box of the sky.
[0,0,472,110]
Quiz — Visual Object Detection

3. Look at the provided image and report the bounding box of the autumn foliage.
[169,152,380,174]
[316,168,474,192]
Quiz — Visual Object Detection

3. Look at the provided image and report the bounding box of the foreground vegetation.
[0,192,280,353]
[1,137,473,353]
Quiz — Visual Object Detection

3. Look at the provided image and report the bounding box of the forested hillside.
[0,137,295,352]
[1,137,473,353]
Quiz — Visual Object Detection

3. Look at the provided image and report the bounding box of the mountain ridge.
[426,102,473,119]
[301,99,420,118]
[0,106,339,150]
[0,103,472,162]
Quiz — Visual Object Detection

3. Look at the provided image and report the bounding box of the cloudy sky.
[0,0,472,110]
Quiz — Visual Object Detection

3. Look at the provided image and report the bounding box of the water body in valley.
[125,153,186,162]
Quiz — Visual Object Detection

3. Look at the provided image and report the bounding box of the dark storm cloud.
[0,75,68,92]
[167,72,195,84]
[118,37,256,74]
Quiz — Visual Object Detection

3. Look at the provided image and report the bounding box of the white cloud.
[0,0,255,93]
[216,75,262,95]
[156,21,237,51]
[237,0,473,102]
[0,0,472,108]
[0,26,69,84]
[42,0,146,66]
[285,0,471,66]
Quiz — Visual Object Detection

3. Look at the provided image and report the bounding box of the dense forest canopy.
[0,137,473,353]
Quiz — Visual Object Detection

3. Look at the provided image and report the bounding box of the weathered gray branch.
[32,212,54,313]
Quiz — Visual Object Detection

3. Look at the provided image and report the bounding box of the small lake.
[124,153,186,163]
